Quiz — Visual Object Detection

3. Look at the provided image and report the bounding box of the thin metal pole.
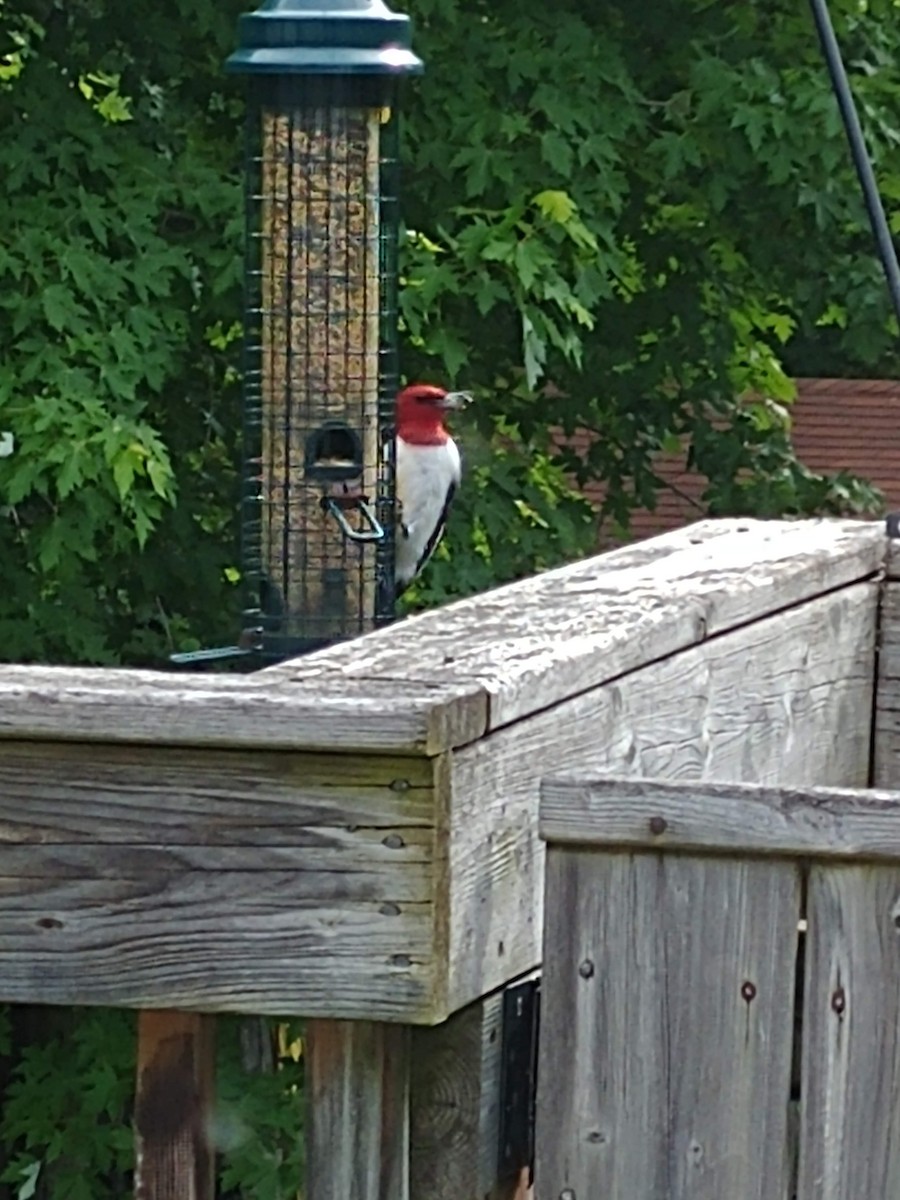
[809,0,900,327]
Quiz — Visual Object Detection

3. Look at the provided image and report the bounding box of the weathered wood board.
[410,985,519,1199]
[798,865,900,1200]
[536,845,800,1200]
[306,1019,411,1200]
[0,668,486,756]
[873,580,900,786]
[798,532,900,1199]
[279,517,884,730]
[134,1010,215,1200]
[537,776,900,1200]
[0,519,883,753]
[539,776,900,861]
[0,743,441,1019]
[444,581,877,1012]
[0,518,885,1020]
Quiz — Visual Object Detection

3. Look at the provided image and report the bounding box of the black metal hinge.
[497,976,541,1186]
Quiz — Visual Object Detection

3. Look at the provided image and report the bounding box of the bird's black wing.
[411,479,456,580]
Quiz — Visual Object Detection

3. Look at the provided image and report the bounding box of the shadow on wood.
[134,1011,215,1200]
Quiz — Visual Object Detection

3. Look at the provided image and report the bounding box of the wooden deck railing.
[533,531,900,1200]
[0,516,887,1198]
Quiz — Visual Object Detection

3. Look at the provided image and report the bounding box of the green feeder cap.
[226,0,424,76]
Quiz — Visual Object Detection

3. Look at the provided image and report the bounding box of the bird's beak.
[438,391,472,410]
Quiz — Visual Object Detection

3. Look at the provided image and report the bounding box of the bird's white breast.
[395,435,461,584]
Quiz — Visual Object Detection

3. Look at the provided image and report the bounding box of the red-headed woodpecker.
[394,383,470,594]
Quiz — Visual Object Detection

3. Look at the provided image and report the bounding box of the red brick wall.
[564,378,900,543]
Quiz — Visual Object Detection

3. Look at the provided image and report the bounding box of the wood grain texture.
[444,583,876,1012]
[873,581,900,786]
[536,848,800,1200]
[0,743,439,1019]
[0,740,435,842]
[410,991,505,1199]
[798,865,900,1200]
[538,777,900,861]
[0,666,487,755]
[0,521,877,757]
[0,874,432,1015]
[306,1019,410,1200]
[0,523,882,1026]
[283,518,884,731]
[134,1010,215,1200]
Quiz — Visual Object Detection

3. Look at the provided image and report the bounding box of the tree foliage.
[399,0,895,603]
[0,0,895,654]
[0,0,898,1193]
[0,0,247,664]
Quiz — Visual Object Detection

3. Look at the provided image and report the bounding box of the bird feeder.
[225,0,422,661]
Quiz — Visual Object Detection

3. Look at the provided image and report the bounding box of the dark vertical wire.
[362,106,374,627]
[358,110,366,630]
[260,104,271,630]
[241,89,263,644]
[242,99,253,628]
[282,97,295,626]
[264,104,278,639]
[257,101,267,635]
[324,94,337,633]
[300,84,313,634]
[374,109,388,626]
[262,108,272,634]
[340,104,349,620]
[254,101,261,629]
[810,0,900,327]
[343,105,356,626]
[376,103,400,626]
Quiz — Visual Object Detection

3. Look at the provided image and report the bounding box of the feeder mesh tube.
[257,103,382,646]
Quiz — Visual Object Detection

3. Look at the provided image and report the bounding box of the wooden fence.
[537,777,900,1200]
[534,528,900,1200]
[0,515,890,1198]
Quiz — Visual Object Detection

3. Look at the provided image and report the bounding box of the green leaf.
[15,1161,40,1200]
[533,189,576,224]
[146,456,172,499]
[480,239,514,263]
[41,286,81,333]
[514,240,544,290]
[540,130,574,175]
[472,274,506,315]
[522,313,547,388]
[112,452,137,500]
[56,449,84,499]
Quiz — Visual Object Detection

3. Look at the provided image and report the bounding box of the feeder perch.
[220,0,422,663]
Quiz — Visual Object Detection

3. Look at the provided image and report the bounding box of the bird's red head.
[395,383,470,446]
